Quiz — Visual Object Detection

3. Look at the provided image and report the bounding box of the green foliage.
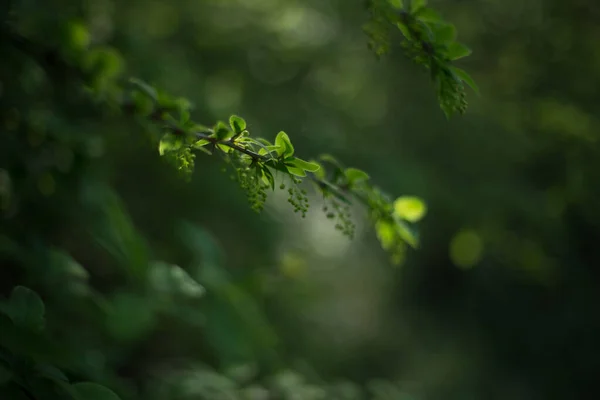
[364,0,478,117]
[0,0,478,399]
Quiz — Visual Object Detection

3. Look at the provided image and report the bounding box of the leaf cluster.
[364,0,478,117]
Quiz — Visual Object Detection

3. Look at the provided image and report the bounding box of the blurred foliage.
[2,0,600,399]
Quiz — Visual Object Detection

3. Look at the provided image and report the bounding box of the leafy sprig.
[126,78,427,263]
[364,0,479,117]
[2,0,476,263]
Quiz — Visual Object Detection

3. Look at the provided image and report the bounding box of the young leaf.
[376,221,396,250]
[433,24,457,43]
[396,22,413,40]
[159,133,182,155]
[285,165,306,177]
[345,168,370,184]
[451,66,479,94]
[275,131,294,158]
[261,166,275,190]
[229,115,247,134]
[214,121,233,140]
[411,0,427,13]
[72,382,122,400]
[193,139,210,148]
[389,0,404,9]
[8,286,45,331]
[445,42,472,60]
[289,157,320,172]
[393,196,427,222]
[395,218,419,248]
[416,7,441,23]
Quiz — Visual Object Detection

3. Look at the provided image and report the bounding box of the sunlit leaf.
[229,115,247,134]
[395,218,419,248]
[275,131,294,158]
[158,133,182,155]
[285,165,306,177]
[393,196,427,222]
[289,157,320,172]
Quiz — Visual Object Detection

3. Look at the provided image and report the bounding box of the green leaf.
[8,286,45,331]
[261,166,275,190]
[285,166,306,177]
[214,121,233,140]
[158,133,182,155]
[193,139,210,148]
[72,382,121,400]
[275,131,294,158]
[395,218,419,248]
[433,23,456,43]
[149,262,205,299]
[344,168,370,184]
[416,7,441,23]
[393,196,427,222]
[411,0,427,13]
[258,145,281,156]
[389,0,404,9]
[229,115,247,134]
[289,157,320,172]
[376,221,396,250]
[35,363,69,383]
[445,42,472,60]
[312,160,325,180]
[451,66,479,94]
[396,22,413,40]
[129,78,157,101]
[105,293,155,342]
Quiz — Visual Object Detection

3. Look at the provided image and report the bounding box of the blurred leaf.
[105,293,155,342]
[149,261,205,299]
[393,196,427,222]
[450,230,484,269]
[8,286,45,332]
[72,382,121,400]
[158,133,182,155]
[396,22,413,40]
[129,78,158,102]
[445,42,472,60]
[451,66,479,94]
[344,168,370,184]
[34,363,69,383]
[416,7,442,23]
[389,0,404,9]
[433,23,456,43]
[411,0,427,13]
